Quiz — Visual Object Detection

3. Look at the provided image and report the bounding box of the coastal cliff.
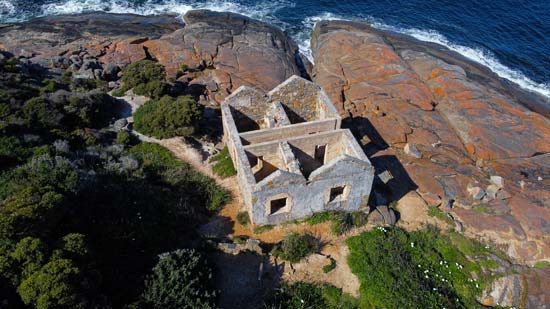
[1,10,549,308]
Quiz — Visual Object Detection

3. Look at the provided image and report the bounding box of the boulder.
[404,143,422,159]
[368,206,397,226]
[467,185,485,200]
[113,119,128,131]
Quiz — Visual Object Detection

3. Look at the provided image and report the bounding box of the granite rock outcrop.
[311,20,550,266]
[0,10,305,103]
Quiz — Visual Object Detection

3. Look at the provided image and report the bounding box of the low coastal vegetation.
[346,226,505,308]
[0,54,228,307]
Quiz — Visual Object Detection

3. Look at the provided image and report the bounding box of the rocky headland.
[1,10,549,308]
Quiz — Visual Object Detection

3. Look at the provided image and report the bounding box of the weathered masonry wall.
[221,75,374,226]
[239,118,338,145]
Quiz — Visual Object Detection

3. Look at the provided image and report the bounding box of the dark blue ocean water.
[1,0,549,97]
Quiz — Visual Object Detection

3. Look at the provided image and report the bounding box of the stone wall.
[222,75,373,226]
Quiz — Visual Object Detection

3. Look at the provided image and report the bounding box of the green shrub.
[211,147,236,177]
[69,79,106,93]
[40,79,57,94]
[428,206,454,224]
[176,64,189,77]
[120,60,168,98]
[272,232,319,263]
[111,88,126,97]
[323,258,336,273]
[253,224,274,234]
[142,249,216,308]
[116,131,132,145]
[534,261,550,269]
[236,211,250,226]
[3,58,19,73]
[20,97,60,128]
[133,95,202,139]
[61,71,72,84]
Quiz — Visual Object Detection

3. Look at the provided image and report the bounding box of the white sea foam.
[372,23,550,98]
[296,12,344,63]
[0,0,15,15]
[39,0,290,22]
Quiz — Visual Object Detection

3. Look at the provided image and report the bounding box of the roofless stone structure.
[222,75,375,225]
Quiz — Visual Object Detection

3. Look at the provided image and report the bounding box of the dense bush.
[120,60,168,98]
[346,227,499,308]
[142,249,216,308]
[266,282,358,309]
[272,232,319,263]
[133,95,202,139]
[211,146,236,177]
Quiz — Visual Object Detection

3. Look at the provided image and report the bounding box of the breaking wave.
[371,23,550,98]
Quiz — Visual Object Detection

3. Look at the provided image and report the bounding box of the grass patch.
[272,232,319,263]
[211,147,236,177]
[111,88,126,97]
[304,211,335,225]
[266,282,358,309]
[473,205,491,214]
[253,224,274,234]
[428,206,454,224]
[331,211,369,235]
[323,258,336,273]
[347,226,498,308]
[534,261,550,269]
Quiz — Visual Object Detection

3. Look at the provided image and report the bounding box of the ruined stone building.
[221,76,375,225]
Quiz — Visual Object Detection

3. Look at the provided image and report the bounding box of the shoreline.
[1,12,548,117]
[312,20,550,118]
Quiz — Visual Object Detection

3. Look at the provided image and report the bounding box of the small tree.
[133,95,202,139]
[142,249,216,309]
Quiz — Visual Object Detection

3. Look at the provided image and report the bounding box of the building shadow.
[342,116,388,157]
[282,105,307,124]
[343,116,417,206]
[212,251,283,309]
[230,107,261,132]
